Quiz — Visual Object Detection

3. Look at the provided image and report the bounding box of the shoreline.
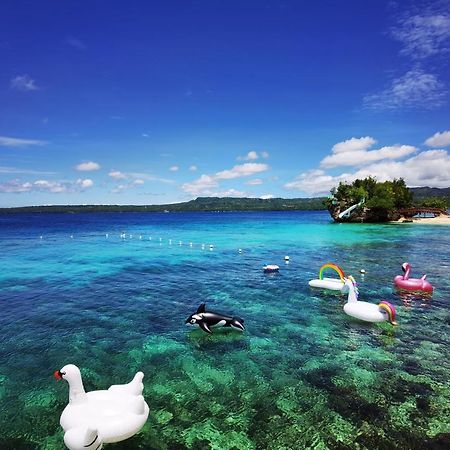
[390,214,450,225]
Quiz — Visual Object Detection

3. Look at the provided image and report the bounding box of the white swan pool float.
[54,364,149,450]
[342,276,397,325]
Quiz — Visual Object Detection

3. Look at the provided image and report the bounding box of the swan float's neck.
[67,374,88,405]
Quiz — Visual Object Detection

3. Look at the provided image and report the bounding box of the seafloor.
[0,211,449,449]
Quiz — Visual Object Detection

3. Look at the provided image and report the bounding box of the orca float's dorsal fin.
[197,303,206,314]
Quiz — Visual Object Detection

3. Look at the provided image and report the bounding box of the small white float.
[343,276,397,325]
[308,263,348,293]
[263,264,280,273]
[54,364,149,450]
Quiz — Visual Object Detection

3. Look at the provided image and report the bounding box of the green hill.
[0,196,327,214]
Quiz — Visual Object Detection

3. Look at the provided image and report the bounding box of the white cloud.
[391,12,450,59]
[169,165,179,172]
[216,163,268,180]
[212,189,247,197]
[331,136,376,154]
[0,180,33,193]
[238,150,269,161]
[189,165,197,171]
[10,74,39,91]
[285,150,450,195]
[182,163,269,196]
[0,166,56,175]
[0,178,93,194]
[75,161,100,171]
[321,136,417,168]
[246,178,263,185]
[237,151,258,161]
[260,194,274,199]
[109,170,127,180]
[111,178,145,193]
[76,178,93,189]
[66,37,86,50]
[182,175,218,196]
[425,130,450,147]
[0,136,47,147]
[363,69,447,111]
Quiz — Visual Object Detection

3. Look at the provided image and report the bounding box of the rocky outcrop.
[328,202,402,223]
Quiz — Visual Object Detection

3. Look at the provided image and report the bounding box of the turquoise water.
[0,211,449,449]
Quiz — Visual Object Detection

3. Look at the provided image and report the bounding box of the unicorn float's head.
[344,275,359,302]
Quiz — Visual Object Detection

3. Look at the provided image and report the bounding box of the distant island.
[0,185,448,215]
[0,196,326,214]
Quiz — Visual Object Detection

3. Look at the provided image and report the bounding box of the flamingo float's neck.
[403,264,411,280]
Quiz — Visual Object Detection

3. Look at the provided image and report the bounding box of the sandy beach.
[392,214,450,225]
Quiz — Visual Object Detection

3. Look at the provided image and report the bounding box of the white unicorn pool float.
[343,276,398,325]
[54,364,149,450]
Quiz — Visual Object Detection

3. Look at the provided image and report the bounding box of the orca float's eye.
[190,319,196,324]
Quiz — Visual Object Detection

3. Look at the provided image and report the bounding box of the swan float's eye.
[60,371,66,376]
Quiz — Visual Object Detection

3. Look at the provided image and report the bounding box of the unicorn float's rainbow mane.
[378,301,397,326]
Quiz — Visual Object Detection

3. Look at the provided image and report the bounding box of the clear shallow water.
[0,211,449,449]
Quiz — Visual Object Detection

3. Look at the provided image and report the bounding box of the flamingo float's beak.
[54,370,62,380]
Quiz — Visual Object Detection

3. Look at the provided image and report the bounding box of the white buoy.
[284,256,290,261]
[238,249,242,253]
[40,235,43,239]
[106,234,109,238]
[70,235,73,239]
[179,241,182,246]
[169,239,172,245]
[190,242,193,247]
[149,236,152,240]
[159,237,162,242]
[360,269,366,274]
[201,244,205,249]
[139,235,142,240]
[130,234,133,239]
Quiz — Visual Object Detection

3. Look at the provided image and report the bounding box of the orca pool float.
[185,303,245,334]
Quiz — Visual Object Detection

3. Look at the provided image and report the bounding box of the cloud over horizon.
[285,135,450,195]
[425,130,450,147]
[320,136,417,168]
[0,136,47,148]
[182,162,269,196]
[0,178,93,194]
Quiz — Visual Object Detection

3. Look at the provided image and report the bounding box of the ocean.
[0,211,449,449]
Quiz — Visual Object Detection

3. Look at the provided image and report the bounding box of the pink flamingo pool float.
[394,262,433,294]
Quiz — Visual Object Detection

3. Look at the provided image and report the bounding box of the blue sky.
[1,0,449,207]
